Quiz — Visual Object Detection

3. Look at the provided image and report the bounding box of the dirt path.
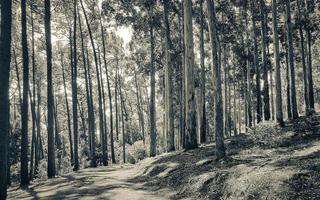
[7,165,173,200]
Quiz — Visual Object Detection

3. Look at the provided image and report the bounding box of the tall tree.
[260,0,270,121]
[206,0,225,159]
[296,0,310,115]
[184,0,197,150]
[304,0,314,111]
[271,0,284,125]
[45,0,56,178]
[285,0,299,119]
[61,51,73,166]
[80,0,102,165]
[72,0,79,171]
[21,0,30,186]
[251,0,262,123]
[149,3,157,157]
[199,0,206,143]
[163,0,175,152]
[0,0,12,198]
[100,16,114,165]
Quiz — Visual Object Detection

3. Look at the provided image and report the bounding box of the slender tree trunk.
[21,0,30,186]
[29,2,38,180]
[97,46,108,166]
[0,0,12,197]
[200,0,206,143]
[78,10,95,166]
[29,89,36,180]
[149,5,157,157]
[35,79,41,177]
[80,0,101,166]
[206,0,225,159]
[115,61,119,143]
[305,0,314,111]
[72,0,79,171]
[184,0,197,150]
[134,70,145,145]
[233,69,237,135]
[119,76,126,163]
[297,0,310,115]
[100,17,114,165]
[251,0,262,123]
[45,0,56,178]
[260,0,270,121]
[86,47,96,167]
[61,51,74,166]
[285,0,299,119]
[163,0,175,151]
[271,0,284,125]
[178,2,185,149]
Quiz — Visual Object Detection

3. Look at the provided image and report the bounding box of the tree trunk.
[0,0,12,197]
[184,0,197,150]
[78,10,96,167]
[149,5,157,157]
[80,0,102,166]
[271,0,284,125]
[251,0,262,123]
[134,70,145,145]
[72,0,79,171]
[29,2,38,180]
[97,46,108,166]
[163,0,175,152]
[297,0,310,115]
[100,17,114,165]
[21,0,30,186]
[206,0,225,159]
[200,0,206,143]
[61,51,74,166]
[285,0,299,119]
[45,0,56,178]
[305,0,314,111]
[260,0,270,121]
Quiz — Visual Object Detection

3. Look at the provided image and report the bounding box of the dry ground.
[7,114,320,200]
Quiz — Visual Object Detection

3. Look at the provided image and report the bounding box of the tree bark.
[149,5,157,157]
[72,0,79,171]
[45,0,56,178]
[184,0,197,150]
[21,0,30,186]
[0,0,12,197]
[285,0,299,119]
[305,0,314,111]
[271,0,284,125]
[260,0,270,121]
[200,0,206,143]
[206,0,225,159]
[251,0,262,123]
[297,0,310,115]
[163,0,175,152]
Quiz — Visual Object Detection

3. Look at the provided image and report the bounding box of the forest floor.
[7,114,320,200]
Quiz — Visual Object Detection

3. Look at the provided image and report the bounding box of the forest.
[0,0,320,199]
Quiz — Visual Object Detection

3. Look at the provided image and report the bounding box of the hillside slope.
[7,115,320,200]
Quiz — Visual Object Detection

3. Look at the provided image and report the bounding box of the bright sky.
[116,26,133,47]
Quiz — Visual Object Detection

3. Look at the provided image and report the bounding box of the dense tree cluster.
[0,0,319,199]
